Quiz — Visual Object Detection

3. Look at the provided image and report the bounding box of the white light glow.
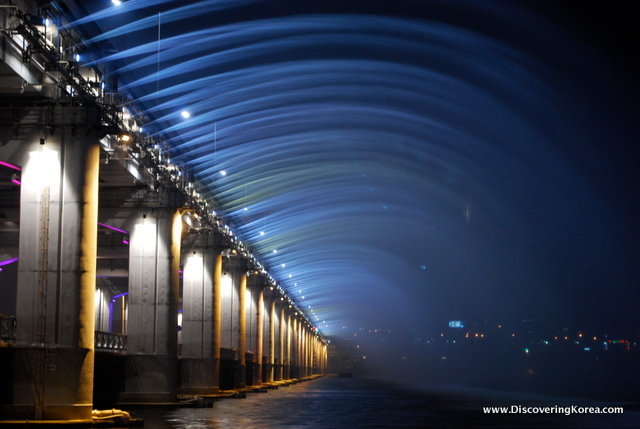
[28,149,60,190]
[181,110,190,119]
[184,254,204,281]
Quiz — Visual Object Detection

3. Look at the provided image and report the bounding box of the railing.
[0,314,16,343]
[95,331,127,353]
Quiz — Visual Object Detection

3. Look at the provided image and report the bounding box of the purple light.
[112,292,129,299]
[0,161,21,171]
[122,239,129,244]
[98,222,129,235]
[11,178,21,185]
[0,257,18,267]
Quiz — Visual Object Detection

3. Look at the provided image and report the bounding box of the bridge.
[0,1,327,423]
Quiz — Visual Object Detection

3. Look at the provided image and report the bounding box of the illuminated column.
[244,274,264,387]
[212,252,223,389]
[307,330,313,377]
[275,300,284,381]
[256,284,264,386]
[308,331,313,376]
[314,336,319,374]
[266,295,275,383]
[283,311,291,380]
[237,271,247,389]
[304,325,310,378]
[316,340,322,375]
[179,232,222,394]
[7,104,101,420]
[219,256,246,390]
[289,311,300,378]
[290,317,299,379]
[301,325,308,378]
[123,208,181,403]
[313,339,318,375]
[272,299,281,382]
[323,343,329,374]
[297,320,304,379]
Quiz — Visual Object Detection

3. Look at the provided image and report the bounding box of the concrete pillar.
[300,322,307,378]
[303,324,310,378]
[308,330,314,376]
[307,329,312,377]
[237,271,247,389]
[256,285,264,386]
[122,208,181,402]
[4,104,101,420]
[277,300,284,381]
[312,337,317,375]
[179,232,222,394]
[244,274,263,387]
[283,310,291,380]
[273,300,284,382]
[290,317,298,379]
[219,257,246,390]
[212,253,222,390]
[297,319,304,379]
[266,296,275,383]
[323,343,328,374]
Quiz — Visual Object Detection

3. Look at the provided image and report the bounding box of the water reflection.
[122,376,639,428]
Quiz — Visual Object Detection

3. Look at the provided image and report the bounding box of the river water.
[125,376,639,428]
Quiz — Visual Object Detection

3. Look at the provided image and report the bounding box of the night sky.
[69,0,639,354]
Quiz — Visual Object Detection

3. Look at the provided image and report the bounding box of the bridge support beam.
[219,258,247,390]
[179,234,222,394]
[264,295,275,384]
[244,274,264,387]
[121,209,181,403]
[277,304,286,381]
[283,310,291,380]
[1,104,101,420]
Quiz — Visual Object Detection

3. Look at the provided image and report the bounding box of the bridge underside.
[0,1,326,422]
